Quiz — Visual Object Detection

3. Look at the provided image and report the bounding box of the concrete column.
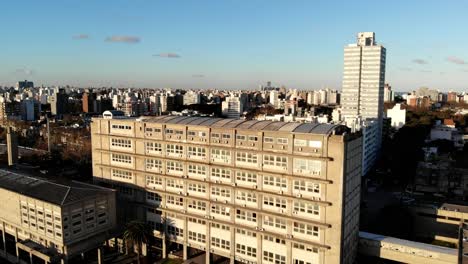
[97,247,103,264]
[230,226,235,264]
[183,217,188,260]
[29,252,33,264]
[15,244,19,262]
[183,243,188,260]
[286,240,292,264]
[205,251,211,264]
[2,222,6,254]
[162,235,167,259]
[257,232,262,264]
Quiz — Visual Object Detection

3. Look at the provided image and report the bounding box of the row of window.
[145,173,321,195]
[113,150,322,175]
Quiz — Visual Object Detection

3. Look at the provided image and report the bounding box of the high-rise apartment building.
[383,84,394,102]
[91,115,362,264]
[341,32,386,121]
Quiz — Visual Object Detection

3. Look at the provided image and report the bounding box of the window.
[145,142,162,153]
[222,134,231,139]
[294,139,307,147]
[309,140,322,148]
[263,216,286,229]
[293,202,320,216]
[248,135,258,142]
[236,171,257,183]
[145,159,162,171]
[263,235,285,244]
[293,222,319,237]
[167,196,184,207]
[188,200,206,211]
[263,155,287,169]
[189,231,206,243]
[211,187,231,198]
[111,138,132,148]
[236,209,256,222]
[111,124,131,130]
[147,192,162,203]
[166,144,183,155]
[166,161,183,173]
[293,159,321,175]
[212,237,230,250]
[263,175,287,189]
[293,180,320,194]
[188,183,206,193]
[293,243,319,253]
[236,135,246,141]
[111,153,132,164]
[188,146,206,158]
[188,164,207,176]
[263,196,287,209]
[211,148,231,163]
[211,133,220,138]
[263,251,286,264]
[211,205,230,216]
[167,226,183,237]
[166,179,184,189]
[264,137,274,143]
[111,169,132,180]
[211,168,231,181]
[277,137,288,145]
[211,223,230,231]
[146,175,163,186]
[236,229,256,237]
[236,191,257,203]
[236,244,256,257]
[236,152,258,164]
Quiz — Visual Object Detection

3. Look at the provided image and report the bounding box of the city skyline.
[2,1,468,91]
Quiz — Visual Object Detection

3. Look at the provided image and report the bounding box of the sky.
[1,0,468,92]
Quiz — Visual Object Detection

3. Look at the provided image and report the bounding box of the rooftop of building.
[359,231,457,255]
[134,116,351,136]
[0,169,114,206]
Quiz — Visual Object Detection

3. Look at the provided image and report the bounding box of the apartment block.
[91,114,362,264]
[0,170,117,264]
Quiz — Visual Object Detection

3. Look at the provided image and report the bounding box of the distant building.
[342,32,386,123]
[16,80,34,90]
[447,91,458,102]
[20,98,41,121]
[183,91,201,105]
[82,92,96,113]
[222,96,243,118]
[50,88,68,116]
[415,87,439,102]
[386,103,406,129]
[384,84,394,102]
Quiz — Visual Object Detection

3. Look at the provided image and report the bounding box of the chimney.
[6,127,18,166]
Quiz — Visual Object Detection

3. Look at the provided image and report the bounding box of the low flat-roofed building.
[0,170,117,264]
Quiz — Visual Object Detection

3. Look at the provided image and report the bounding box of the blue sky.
[1,0,468,91]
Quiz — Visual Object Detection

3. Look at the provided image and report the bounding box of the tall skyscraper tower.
[341,32,386,121]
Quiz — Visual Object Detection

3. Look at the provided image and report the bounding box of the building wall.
[0,184,116,258]
[91,117,362,264]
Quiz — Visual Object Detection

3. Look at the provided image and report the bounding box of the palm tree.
[123,220,151,264]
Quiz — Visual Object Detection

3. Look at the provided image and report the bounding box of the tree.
[123,220,152,264]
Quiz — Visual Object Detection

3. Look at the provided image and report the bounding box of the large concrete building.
[0,170,117,264]
[91,114,362,264]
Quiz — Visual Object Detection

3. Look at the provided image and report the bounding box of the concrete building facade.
[91,115,362,264]
[0,170,117,264]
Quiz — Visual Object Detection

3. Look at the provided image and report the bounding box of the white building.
[222,96,243,118]
[341,32,386,123]
[386,103,406,129]
[183,91,201,105]
[341,32,386,176]
[384,84,394,102]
